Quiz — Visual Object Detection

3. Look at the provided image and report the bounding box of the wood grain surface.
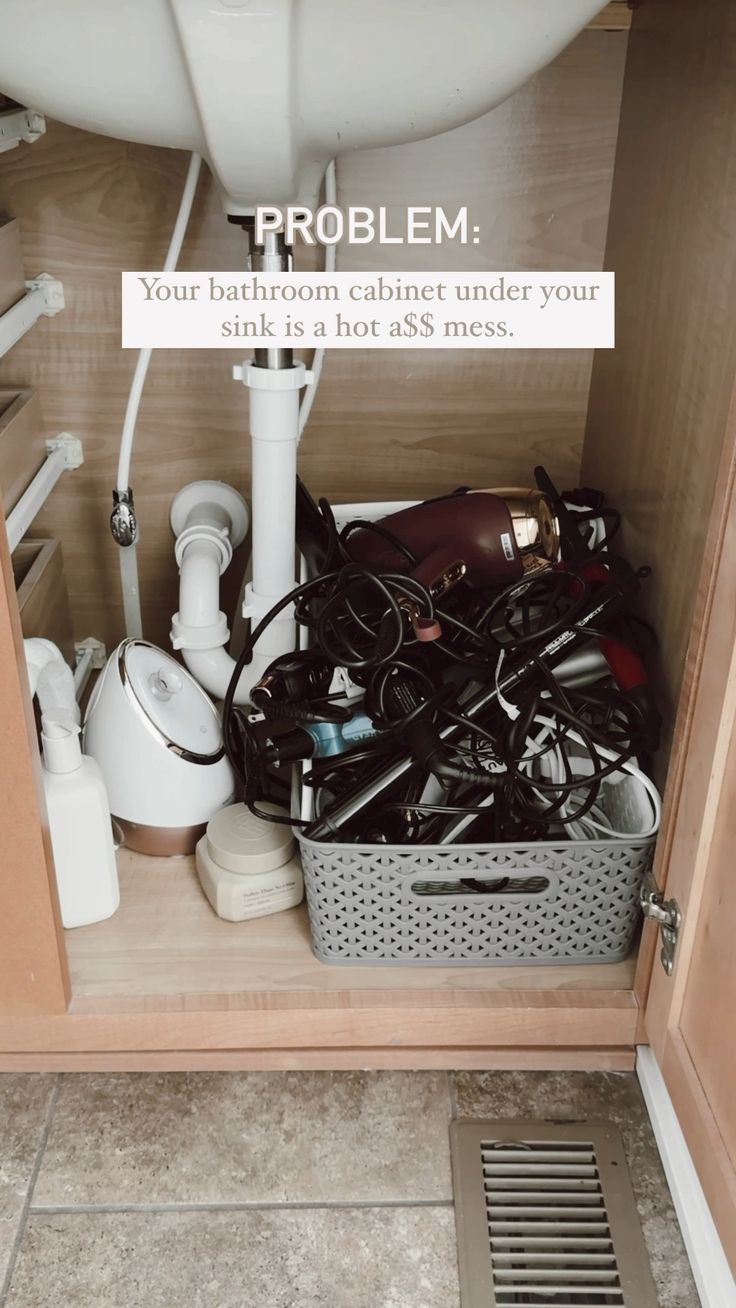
[0,388,45,514]
[591,2,633,29]
[583,0,736,743]
[65,849,638,1009]
[0,502,70,1017]
[0,216,25,315]
[0,30,626,650]
[13,537,75,665]
[0,1048,637,1073]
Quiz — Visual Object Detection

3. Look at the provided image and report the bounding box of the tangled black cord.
[331,676,650,846]
[223,494,657,843]
[223,553,444,826]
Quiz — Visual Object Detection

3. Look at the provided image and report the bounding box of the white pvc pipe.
[181,644,240,703]
[23,638,80,728]
[173,513,249,704]
[250,389,299,600]
[72,645,95,702]
[6,446,68,553]
[178,538,223,629]
[297,158,337,443]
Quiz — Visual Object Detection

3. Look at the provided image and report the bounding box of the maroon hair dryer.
[345,489,559,595]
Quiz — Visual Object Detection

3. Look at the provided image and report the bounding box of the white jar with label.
[195,802,303,922]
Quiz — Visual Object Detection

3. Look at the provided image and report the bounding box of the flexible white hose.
[116,152,202,493]
[120,543,144,641]
[116,152,203,637]
[298,158,336,441]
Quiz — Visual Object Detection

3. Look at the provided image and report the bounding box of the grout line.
[0,1075,61,1308]
[447,1070,459,1121]
[29,1199,456,1217]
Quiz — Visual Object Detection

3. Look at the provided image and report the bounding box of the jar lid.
[205,802,294,875]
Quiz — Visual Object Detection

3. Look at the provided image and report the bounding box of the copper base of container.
[114,816,207,858]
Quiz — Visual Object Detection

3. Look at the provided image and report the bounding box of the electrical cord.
[224,560,441,826]
[222,486,661,847]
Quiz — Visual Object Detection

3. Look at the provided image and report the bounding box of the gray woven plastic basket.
[295,502,656,966]
[297,835,651,965]
[296,769,655,965]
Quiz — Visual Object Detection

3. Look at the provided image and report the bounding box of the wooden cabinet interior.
[0,217,25,316]
[0,0,735,1071]
[0,28,627,652]
[0,388,45,517]
[13,537,75,665]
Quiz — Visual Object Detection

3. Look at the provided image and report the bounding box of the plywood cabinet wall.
[0,29,627,652]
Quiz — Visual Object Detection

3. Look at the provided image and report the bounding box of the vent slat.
[486,1182,601,1192]
[489,1200,606,1212]
[482,1141,595,1153]
[484,1163,599,1177]
[482,1149,597,1163]
[493,1252,617,1267]
[496,1284,622,1295]
[492,1235,614,1248]
[491,1230,612,1242]
[488,1190,605,1203]
[496,1300,624,1307]
[495,1269,621,1284]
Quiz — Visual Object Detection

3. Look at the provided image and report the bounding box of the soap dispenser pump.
[41,718,120,929]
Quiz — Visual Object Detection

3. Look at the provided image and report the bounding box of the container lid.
[206,802,294,875]
[119,640,223,759]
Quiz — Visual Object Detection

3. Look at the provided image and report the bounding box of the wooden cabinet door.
[0,507,69,1017]
[643,426,736,1273]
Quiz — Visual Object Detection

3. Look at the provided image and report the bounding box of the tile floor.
[0,1070,698,1307]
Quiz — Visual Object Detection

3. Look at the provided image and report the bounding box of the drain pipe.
[172,230,313,705]
[230,225,312,699]
[169,481,250,702]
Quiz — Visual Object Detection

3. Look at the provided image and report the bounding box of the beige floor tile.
[452,1070,699,1308]
[5,1208,459,1308]
[0,1075,56,1289]
[34,1072,452,1206]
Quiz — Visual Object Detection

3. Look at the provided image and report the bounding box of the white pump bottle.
[24,639,119,929]
[41,720,120,929]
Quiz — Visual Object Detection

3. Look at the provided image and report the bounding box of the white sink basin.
[0,0,606,211]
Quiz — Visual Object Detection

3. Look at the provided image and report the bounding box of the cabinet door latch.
[640,871,681,976]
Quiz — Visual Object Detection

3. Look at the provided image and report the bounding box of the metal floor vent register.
[450,1121,659,1307]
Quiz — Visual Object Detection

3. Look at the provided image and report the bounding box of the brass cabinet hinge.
[640,870,682,977]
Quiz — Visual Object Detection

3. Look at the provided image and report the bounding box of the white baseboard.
[637,1045,736,1308]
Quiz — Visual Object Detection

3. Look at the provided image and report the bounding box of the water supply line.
[111,152,203,639]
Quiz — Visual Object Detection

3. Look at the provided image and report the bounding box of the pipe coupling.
[111,488,138,547]
[174,523,233,574]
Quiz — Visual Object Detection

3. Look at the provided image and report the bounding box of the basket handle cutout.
[409,874,550,899]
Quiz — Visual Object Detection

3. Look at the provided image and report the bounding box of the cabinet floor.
[65,850,639,1006]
